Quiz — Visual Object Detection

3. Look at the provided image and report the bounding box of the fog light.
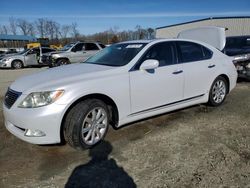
[24,129,46,137]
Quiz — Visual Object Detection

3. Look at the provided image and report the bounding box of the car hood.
[2,54,24,60]
[10,63,117,93]
[0,54,18,60]
[50,51,68,55]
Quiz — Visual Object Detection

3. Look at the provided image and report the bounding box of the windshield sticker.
[126,44,143,48]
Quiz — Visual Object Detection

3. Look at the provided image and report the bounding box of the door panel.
[70,43,84,63]
[183,60,213,98]
[73,51,86,63]
[130,65,184,113]
[80,50,99,62]
[129,42,184,114]
[176,41,215,98]
[25,54,37,65]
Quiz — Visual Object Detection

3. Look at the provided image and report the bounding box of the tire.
[208,76,228,106]
[63,99,110,150]
[11,60,23,69]
[57,59,70,66]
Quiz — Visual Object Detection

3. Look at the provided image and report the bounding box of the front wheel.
[57,59,70,66]
[63,99,110,150]
[208,76,228,106]
[11,60,23,69]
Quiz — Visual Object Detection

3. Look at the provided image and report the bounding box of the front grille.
[4,88,22,109]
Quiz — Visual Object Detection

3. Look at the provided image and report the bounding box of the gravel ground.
[0,68,249,188]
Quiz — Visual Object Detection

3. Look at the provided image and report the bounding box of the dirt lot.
[0,68,249,188]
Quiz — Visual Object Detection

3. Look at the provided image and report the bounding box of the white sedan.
[3,38,237,149]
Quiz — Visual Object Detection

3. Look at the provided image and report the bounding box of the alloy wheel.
[212,80,226,104]
[81,107,108,146]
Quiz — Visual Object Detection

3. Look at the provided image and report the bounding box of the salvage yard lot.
[0,68,249,187]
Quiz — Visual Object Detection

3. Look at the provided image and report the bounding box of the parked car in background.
[48,41,105,67]
[224,36,250,80]
[224,36,250,56]
[0,48,18,58]
[3,38,237,149]
[0,47,56,69]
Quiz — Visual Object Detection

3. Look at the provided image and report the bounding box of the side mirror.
[140,59,159,70]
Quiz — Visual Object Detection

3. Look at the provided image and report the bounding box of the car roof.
[120,38,210,45]
[120,40,154,44]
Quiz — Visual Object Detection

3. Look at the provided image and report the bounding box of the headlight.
[233,54,249,62]
[18,90,64,108]
[52,54,60,58]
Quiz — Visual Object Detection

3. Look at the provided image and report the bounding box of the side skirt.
[128,94,205,117]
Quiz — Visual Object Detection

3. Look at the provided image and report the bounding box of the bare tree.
[45,20,53,39]
[135,25,146,39]
[9,17,17,35]
[60,25,71,38]
[0,17,154,45]
[147,28,155,39]
[17,19,31,35]
[27,23,36,36]
[0,25,9,34]
[36,18,46,38]
[71,22,79,39]
[53,22,60,39]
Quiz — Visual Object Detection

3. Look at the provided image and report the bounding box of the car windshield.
[84,43,146,66]
[60,43,75,51]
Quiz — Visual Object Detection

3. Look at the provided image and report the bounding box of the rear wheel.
[11,60,23,69]
[208,76,228,106]
[63,99,109,150]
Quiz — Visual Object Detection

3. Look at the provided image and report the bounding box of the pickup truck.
[224,36,250,80]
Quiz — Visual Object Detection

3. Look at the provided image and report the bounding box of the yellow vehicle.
[26,38,62,50]
[26,42,41,49]
[49,44,62,50]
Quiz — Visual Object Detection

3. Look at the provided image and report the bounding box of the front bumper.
[3,102,67,145]
[0,60,12,68]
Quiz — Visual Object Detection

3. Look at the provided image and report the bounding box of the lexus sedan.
[3,39,237,149]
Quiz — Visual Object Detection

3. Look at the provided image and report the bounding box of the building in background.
[0,34,36,52]
[156,16,250,38]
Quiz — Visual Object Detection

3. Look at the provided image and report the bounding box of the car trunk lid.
[177,26,226,51]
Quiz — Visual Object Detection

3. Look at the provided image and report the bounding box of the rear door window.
[85,43,99,51]
[177,41,212,63]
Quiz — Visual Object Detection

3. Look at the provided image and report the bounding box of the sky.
[1,0,250,35]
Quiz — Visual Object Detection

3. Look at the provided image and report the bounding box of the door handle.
[172,70,183,74]
[208,64,216,68]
